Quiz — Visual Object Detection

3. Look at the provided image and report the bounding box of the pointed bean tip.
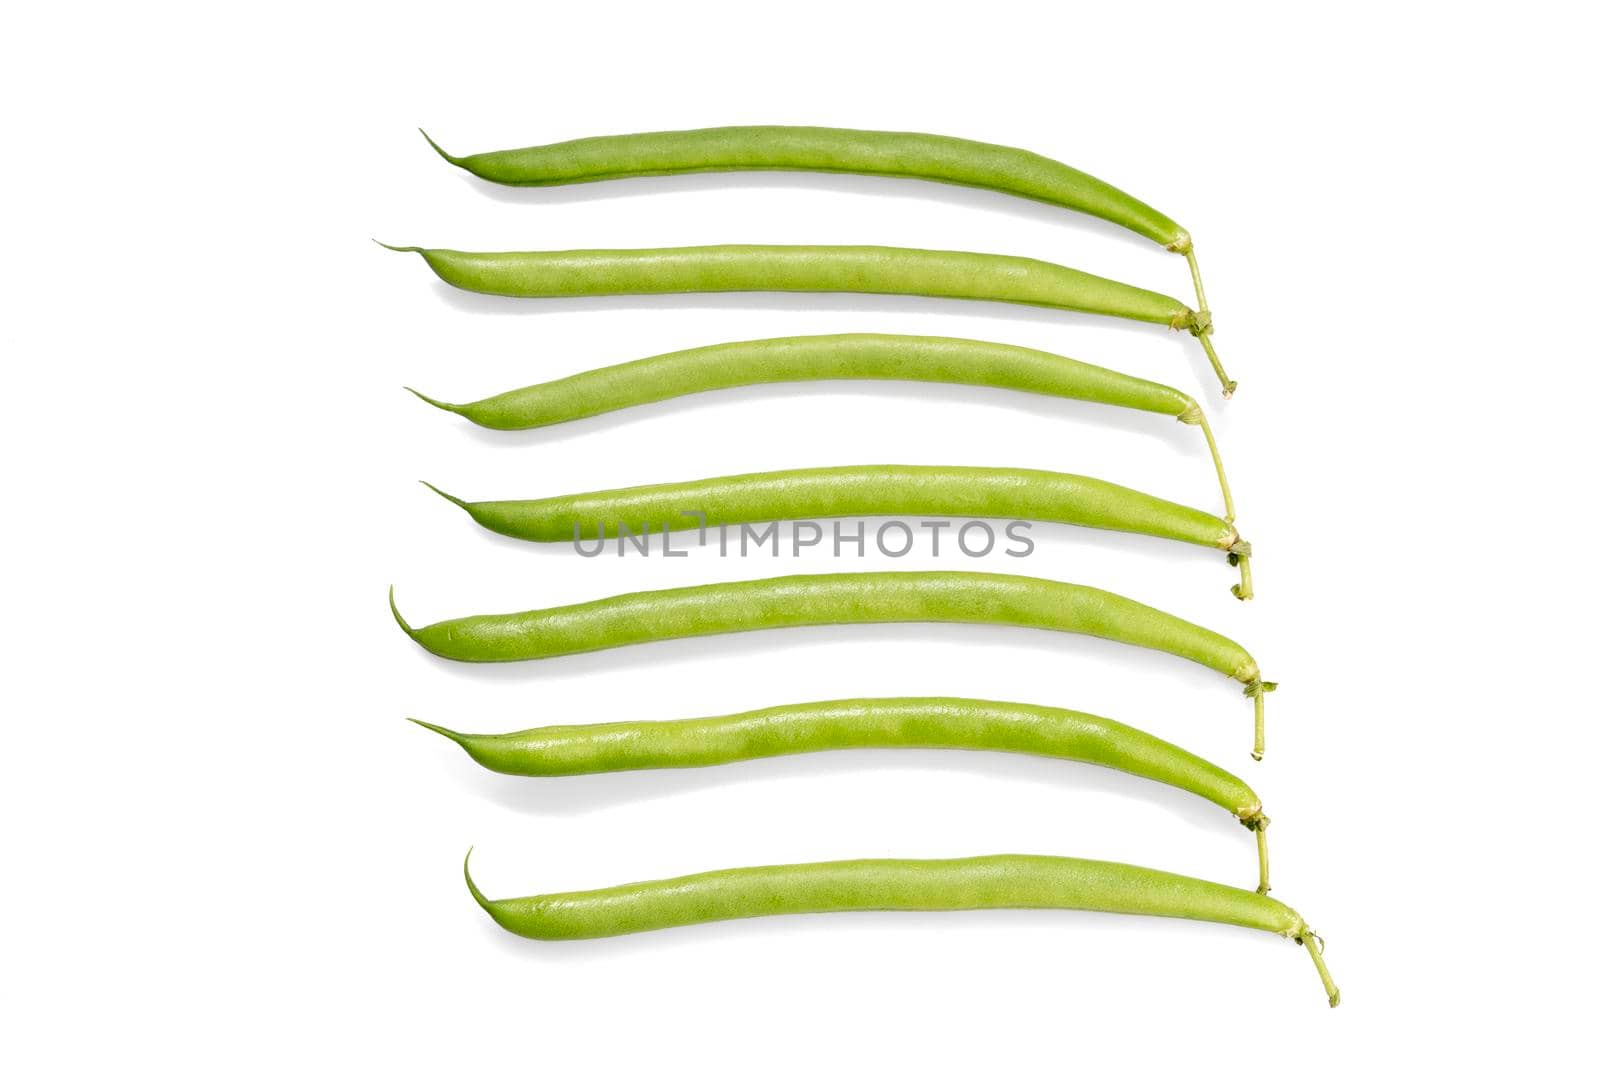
[418,128,460,165]
[419,480,469,511]
[373,239,421,254]
[464,847,493,912]
[407,717,463,744]
[388,585,414,635]
[404,386,457,413]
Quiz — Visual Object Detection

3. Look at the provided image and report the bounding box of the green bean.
[389,572,1277,757]
[407,333,1239,522]
[380,243,1237,394]
[419,126,1215,317]
[461,851,1338,1005]
[420,465,1255,599]
[413,697,1273,891]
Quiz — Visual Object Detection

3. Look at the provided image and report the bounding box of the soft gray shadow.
[423,284,1213,387]
[546,516,1197,562]
[394,616,1240,692]
[414,377,1202,454]
[427,741,1237,835]
[423,511,1229,591]
[468,897,1274,963]
[439,165,1158,253]
[428,282,1175,340]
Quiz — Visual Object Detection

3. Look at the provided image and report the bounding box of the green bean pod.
[389,572,1276,757]
[421,465,1254,599]
[414,697,1272,891]
[410,333,1241,531]
[462,851,1339,1006]
[411,333,1197,427]
[420,126,1214,314]
[381,243,1236,394]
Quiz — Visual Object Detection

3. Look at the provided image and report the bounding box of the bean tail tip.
[404,386,459,414]
[463,847,493,913]
[373,239,422,254]
[419,480,470,512]
[388,585,415,636]
[408,717,465,745]
[418,128,461,165]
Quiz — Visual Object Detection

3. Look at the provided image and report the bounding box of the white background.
[5,2,1596,1061]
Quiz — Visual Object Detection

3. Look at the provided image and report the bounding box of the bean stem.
[1301,933,1341,1007]
[1255,827,1271,895]
[1196,332,1236,397]
[1192,409,1235,523]
[1253,688,1267,761]
[1232,555,1254,602]
[1184,247,1210,315]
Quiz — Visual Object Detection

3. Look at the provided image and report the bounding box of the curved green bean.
[420,125,1214,315]
[380,243,1236,394]
[462,851,1338,1005]
[414,697,1272,891]
[389,572,1276,757]
[420,465,1255,599]
[407,333,1240,525]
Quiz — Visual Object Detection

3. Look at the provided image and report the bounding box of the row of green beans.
[393,125,1337,1006]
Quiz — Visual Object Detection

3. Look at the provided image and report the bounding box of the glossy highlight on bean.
[407,333,1240,522]
[461,851,1338,1006]
[389,572,1276,757]
[413,697,1273,891]
[380,243,1237,394]
[420,125,1214,316]
[420,465,1255,599]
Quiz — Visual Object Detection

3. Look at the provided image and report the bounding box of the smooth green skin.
[388,244,1199,331]
[389,572,1259,683]
[424,465,1240,552]
[408,333,1198,432]
[411,335,1247,590]
[413,697,1262,822]
[462,852,1339,1006]
[424,125,1188,249]
[468,853,1287,939]
[424,698,1274,893]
